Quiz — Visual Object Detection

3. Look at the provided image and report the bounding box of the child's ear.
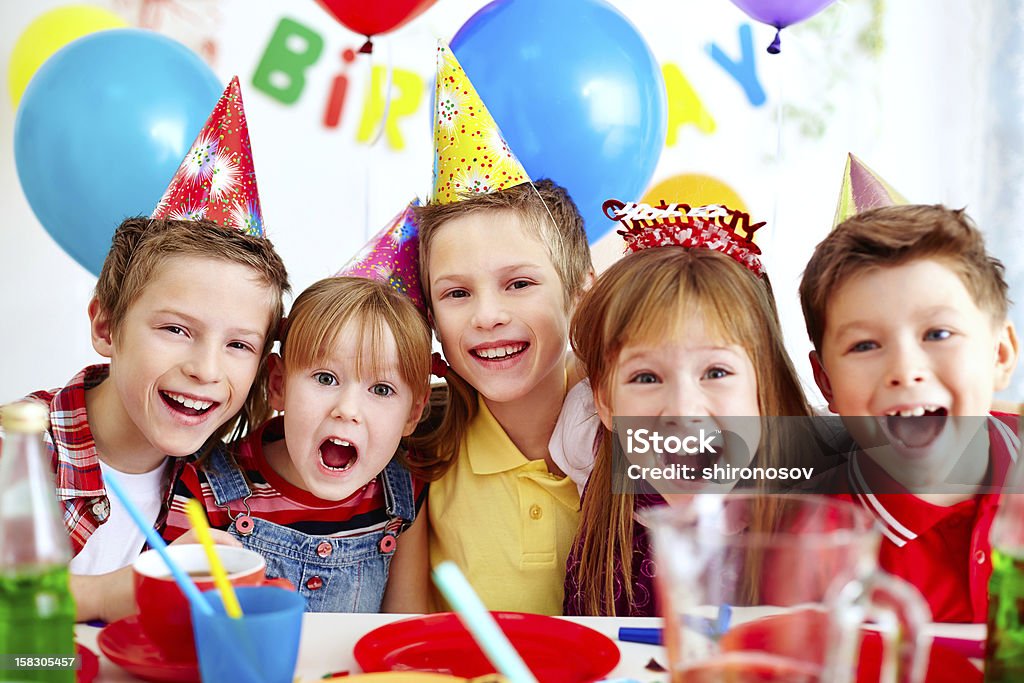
[992,320,1019,392]
[809,350,837,413]
[403,388,430,437]
[570,268,597,309]
[267,354,287,412]
[88,297,114,358]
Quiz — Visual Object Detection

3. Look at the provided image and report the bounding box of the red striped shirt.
[164,416,426,541]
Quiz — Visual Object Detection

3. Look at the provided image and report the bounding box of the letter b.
[252,18,324,105]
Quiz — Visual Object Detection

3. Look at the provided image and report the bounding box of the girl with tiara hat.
[563,201,816,616]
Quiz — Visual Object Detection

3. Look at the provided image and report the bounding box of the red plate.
[354,612,620,683]
[76,642,99,683]
[97,615,200,683]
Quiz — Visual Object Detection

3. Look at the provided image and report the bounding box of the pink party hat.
[431,41,530,204]
[833,153,907,228]
[152,77,265,236]
[336,200,425,312]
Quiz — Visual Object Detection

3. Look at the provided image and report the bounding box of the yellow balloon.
[9,5,128,108]
[642,173,749,215]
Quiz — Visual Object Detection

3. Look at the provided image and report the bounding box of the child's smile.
[159,390,218,419]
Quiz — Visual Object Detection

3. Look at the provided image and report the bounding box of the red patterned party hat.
[152,77,265,236]
[336,200,425,312]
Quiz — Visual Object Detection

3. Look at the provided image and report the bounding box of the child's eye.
[848,340,878,353]
[162,325,187,336]
[628,372,660,384]
[924,329,952,342]
[444,289,469,300]
[227,341,255,353]
[371,383,395,397]
[703,366,732,380]
[313,372,338,386]
[509,280,532,291]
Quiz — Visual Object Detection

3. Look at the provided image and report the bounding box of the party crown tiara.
[603,200,766,277]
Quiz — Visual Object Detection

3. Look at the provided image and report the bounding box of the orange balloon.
[642,173,748,214]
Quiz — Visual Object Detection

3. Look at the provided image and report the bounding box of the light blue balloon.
[451,0,667,244]
[15,29,222,276]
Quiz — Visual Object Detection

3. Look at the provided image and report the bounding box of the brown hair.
[408,179,592,480]
[800,204,1009,352]
[279,277,432,404]
[570,247,811,616]
[94,216,290,449]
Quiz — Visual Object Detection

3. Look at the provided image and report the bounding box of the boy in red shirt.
[800,203,1019,622]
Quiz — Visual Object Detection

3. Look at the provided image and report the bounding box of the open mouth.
[319,437,358,472]
[656,430,727,474]
[882,406,948,449]
[160,391,217,417]
[470,342,528,362]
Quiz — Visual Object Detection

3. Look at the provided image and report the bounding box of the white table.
[77,615,986,682]
[76,614,669,682]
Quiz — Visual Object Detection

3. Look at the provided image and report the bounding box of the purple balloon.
[728,0,835,52]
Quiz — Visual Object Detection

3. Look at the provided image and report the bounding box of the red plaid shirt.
[22,365,185,557]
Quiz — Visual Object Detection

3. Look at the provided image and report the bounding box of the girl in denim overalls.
[166,274,433,613]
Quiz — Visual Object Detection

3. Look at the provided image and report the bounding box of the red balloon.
[316,0,437,37]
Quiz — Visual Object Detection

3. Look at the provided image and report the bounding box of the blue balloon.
[15,29,222,276]
[451,0,666,243]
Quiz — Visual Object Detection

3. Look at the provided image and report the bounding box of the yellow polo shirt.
[428,397,581,615]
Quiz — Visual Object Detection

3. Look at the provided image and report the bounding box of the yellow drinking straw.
[184,498,244,619]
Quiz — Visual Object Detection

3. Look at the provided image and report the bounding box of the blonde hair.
[409,180,592,480]
[95,216,289,451]
[570,247,811,615]
[280,277,432,403]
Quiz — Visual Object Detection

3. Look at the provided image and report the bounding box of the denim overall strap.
[204,446,252,506]
[380,457,416,526]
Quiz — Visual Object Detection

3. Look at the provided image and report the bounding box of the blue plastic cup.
[190,586,305,683]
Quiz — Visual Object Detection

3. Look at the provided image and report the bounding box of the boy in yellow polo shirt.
[408,44,593,614]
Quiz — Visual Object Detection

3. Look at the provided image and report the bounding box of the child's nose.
[330,388,363,423]
[885,345,928,387]
[663,387,709,420]
[183,345,222,384]
[470,292,511,330]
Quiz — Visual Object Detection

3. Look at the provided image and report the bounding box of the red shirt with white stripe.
[835,412,1018,623]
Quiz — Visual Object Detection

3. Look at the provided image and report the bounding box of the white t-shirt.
[68,458,168,575]
[548,378,600,495]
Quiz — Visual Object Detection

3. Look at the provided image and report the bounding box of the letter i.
[626,428,633,452]
[323,48,357,129]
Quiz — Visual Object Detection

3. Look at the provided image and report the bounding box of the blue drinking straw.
[104,471,213,616]
[432,562,538,683]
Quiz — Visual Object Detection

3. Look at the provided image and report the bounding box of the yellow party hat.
[431,42,530,204]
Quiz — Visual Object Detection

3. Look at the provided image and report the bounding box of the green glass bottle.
[0,402,76,683]
[986,546,1024,682]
